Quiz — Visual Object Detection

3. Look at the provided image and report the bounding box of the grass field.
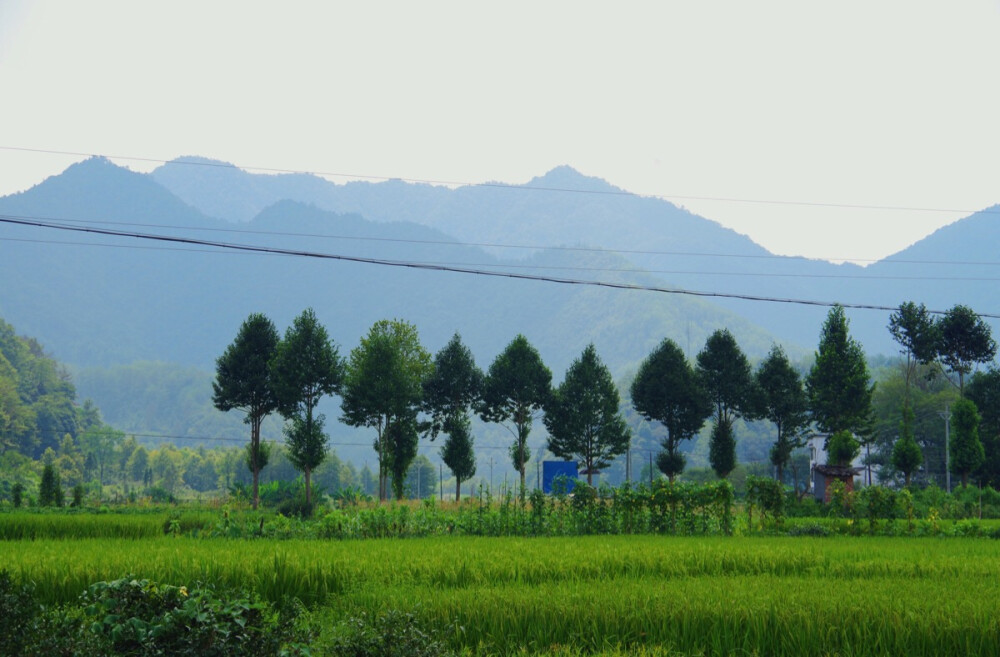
[4,533,1000,655]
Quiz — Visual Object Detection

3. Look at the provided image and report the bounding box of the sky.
[0,1,998,264]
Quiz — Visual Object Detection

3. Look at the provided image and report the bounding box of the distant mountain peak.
[157,156,243,172]
[523,166,623,194]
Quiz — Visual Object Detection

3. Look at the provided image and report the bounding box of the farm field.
[4,530,1000,655]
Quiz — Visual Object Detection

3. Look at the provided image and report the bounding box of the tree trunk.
[251,414,261,510]
[305,466,312,505]
[905,470,912,488]
[456,477,461,502]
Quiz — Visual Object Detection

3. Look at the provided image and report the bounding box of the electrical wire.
[4,213,998,317]
[7,234,1000,283]
[7,211,1000,268]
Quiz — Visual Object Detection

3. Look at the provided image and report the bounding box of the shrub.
[327,609,455,657]
[80,577,308,656]
[827,430,860,467]
[0,570,40,656]
[787,523,831,537]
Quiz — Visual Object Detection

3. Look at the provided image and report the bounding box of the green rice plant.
[6,534,1000,655]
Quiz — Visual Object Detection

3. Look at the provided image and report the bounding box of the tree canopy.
[950,398,984,488]
[806,305,875,443]
[544,344,630,486]
[270,308,344,505]
[630,338,711,481]
[212,312,280,509]
[341,319,432,501]
[423,334,482,500]
[479,334,552,498]
[696,329,756,478]
[755,344,809,483]
[937,304,997,396]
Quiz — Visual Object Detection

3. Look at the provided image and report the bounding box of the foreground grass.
[4,535,1000,655]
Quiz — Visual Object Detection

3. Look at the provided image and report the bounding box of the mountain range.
[1,156,997,461]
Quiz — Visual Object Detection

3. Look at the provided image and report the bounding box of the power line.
[8,234,1000,284]
[3,214,998,318]
[3,144,999,218]
[7,210,1000,268]
[7,427,527,453]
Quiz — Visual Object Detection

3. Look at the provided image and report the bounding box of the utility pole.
[489,456,494,496]
[939,403,951,493]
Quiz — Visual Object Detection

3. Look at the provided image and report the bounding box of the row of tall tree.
[213,302,997,506]
[213,312,635,504]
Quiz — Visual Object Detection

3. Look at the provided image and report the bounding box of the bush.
[327,609,454,657]
[827,430,860,467]
[0,570,40,656]
[80,577,308,656]
[277,494,316,519]
[787,523,831,537]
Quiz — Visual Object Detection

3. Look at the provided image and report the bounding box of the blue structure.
[542,461,578,494]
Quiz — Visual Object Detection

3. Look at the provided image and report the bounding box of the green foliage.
[479,334,552,497]
[11,481,24,507]
[544,344,629,485]
[951,398,985,487]
[696,328,757,423]
[71,482,85,507]
[631,338,711,481]
[282,414,328,504]
[74,577,307,656]
[271,308,344,505]
[423,334,481,499]
[937,304,997,395]
[855,486,898,534]
[968,367,1000,488]
[213,313,280,509]
[655,449,686,480]
[0,569,40,656]
[708,417,736,479]
[39,458,62,507]
[807,305,875,437]
[423,333,483,437]
[891,403,923,486]
[745,475,785,529]
[0,317,82,458]
[888,301,940,392]
[327,609,454,657]
[756,345,809,481]
[341,319,432,501]
[439,414,475,500]
[827,430,860,467]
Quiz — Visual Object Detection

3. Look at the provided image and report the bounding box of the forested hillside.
[0,317,94,458]
[152,158,1000,354]
[0,157,781,375]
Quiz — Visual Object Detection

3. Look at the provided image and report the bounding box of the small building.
[812,464,864,503]
[807,433,875,502]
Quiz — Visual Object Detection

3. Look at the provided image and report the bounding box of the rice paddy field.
[4,519,1000,656]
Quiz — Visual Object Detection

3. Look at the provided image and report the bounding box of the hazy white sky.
[1,0,998,263]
